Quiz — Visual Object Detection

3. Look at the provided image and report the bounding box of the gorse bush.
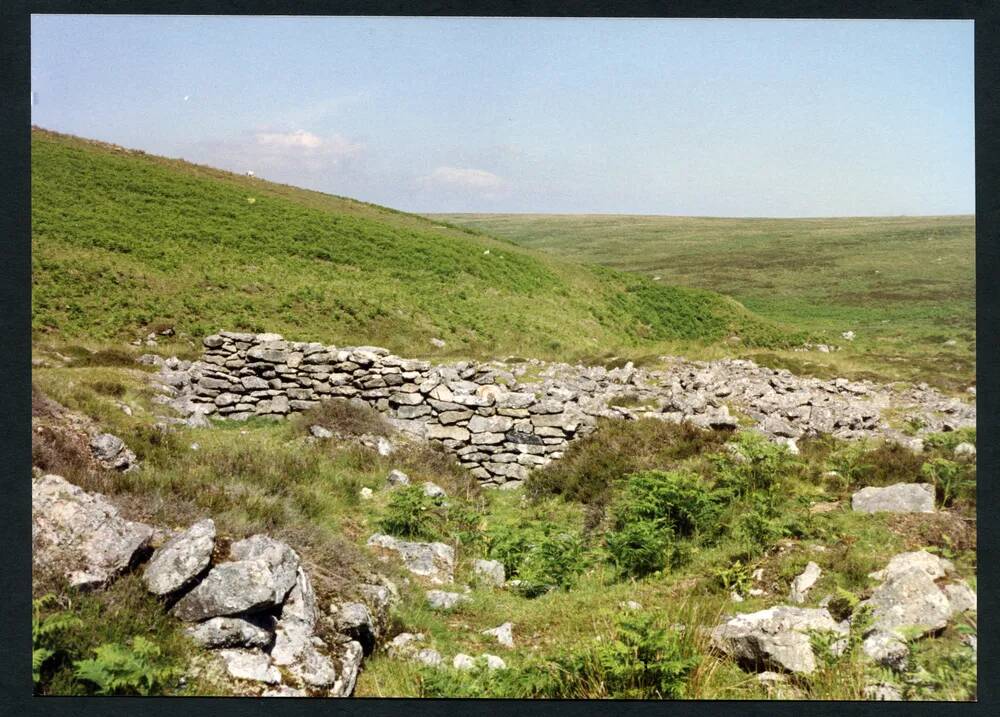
[73,636,181,696]
[711,431,795,497]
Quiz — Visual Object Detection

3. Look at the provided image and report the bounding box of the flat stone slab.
[142,518,215,596]
[851,483,935,513]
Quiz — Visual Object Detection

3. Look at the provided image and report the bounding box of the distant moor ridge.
[152,332,975,487]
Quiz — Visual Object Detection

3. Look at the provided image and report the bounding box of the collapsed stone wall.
[158,331,976,488]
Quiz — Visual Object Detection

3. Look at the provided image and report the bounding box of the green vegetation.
[31,128,976,700]
[32,358,976,698]
[433,213,975,390]
[32,129,801,361]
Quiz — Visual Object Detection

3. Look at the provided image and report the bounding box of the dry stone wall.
[184,332,611,487]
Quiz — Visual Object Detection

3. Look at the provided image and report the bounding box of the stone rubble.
[366,533,455,584]
[147,331,975,487]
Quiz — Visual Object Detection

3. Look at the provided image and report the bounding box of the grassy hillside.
[432,214,975,389]
[31,129,801,361]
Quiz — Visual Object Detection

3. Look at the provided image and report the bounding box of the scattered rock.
[864,683,903,701]
[229,534,301,604]
[32,474,153,589]
[711,606,848,674]
[367,534,455,584]
[809,501,840,515]
[309,425,333,439]
[426,590,470,610]
[187,616,275,649]
[473,559,506,587]
[860,550,977,669]
[430,338,446,348]
[953,442,976,460]
[89,432,138,472]
[386,469,410,487]
[218,649,281,684]
[171,559,285,621]
[422,481,446,498]
[414,648,443,667]
[359,487,374,500]
[851,483,935,514]
[789,562,822,604]
[453,653,476,670]
[482,622,514,648]
[142,518,215,596]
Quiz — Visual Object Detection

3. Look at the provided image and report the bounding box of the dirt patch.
[884,512,976,553]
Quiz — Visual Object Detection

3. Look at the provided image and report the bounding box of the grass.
[432,213,975,391]
[32,128,803,362]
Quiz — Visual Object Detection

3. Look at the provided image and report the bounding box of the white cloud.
[419,166,508,196]
[254,129,363,158]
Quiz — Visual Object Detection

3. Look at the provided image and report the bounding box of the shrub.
[377,485,443,540]
[584,612,700,698]
[711,431,794,497]
[73,636,181,696]
[605,518,675,579]
[826,587,860,622]
[824,442,875,487]
[714,560,753,596]
[920,458,974,507]
[604,470,721,578]
[526,419,726,509]
[732,491,790,557]
[613,470,722,538]
[291,397,392,438]
[484,519,588,597]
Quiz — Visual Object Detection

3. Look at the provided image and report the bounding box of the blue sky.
[31,16,974,216]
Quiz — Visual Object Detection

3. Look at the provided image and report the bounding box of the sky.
[30,16,974,217]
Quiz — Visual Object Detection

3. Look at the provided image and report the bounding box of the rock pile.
[31,473,395,697]
[149,331,976,487]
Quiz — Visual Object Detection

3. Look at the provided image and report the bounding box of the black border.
[2,1,997,715]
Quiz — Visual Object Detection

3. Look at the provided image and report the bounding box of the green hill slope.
[432,213,975,388]
[31,129,801,360]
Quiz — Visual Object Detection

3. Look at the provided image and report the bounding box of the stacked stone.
[189,332,602,488]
